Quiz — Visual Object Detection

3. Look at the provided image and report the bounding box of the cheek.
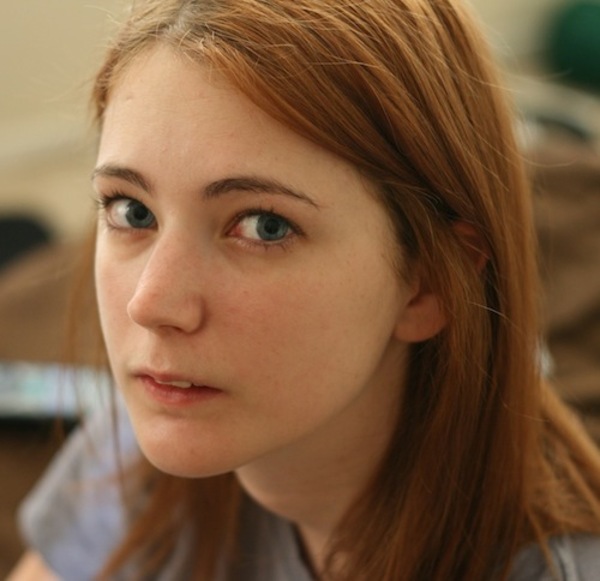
[220,258,401,382]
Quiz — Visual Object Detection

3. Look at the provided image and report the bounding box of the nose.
[127,234,207,334]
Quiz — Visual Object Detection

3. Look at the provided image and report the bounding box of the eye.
[101,196,156,230]
[231,211,295,243]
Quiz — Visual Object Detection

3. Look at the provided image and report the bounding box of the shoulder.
[509,534,600,581]
[17,402,139,580]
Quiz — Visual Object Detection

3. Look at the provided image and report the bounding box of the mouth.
[139,369,215,388]
[154,379,199,389]
[134,370,224,406]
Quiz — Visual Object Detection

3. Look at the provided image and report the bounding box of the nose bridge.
[128,230,206,332]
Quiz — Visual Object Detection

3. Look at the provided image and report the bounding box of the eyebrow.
[204,177,319,208]
[92,164,152,193]
[92,164,319,208]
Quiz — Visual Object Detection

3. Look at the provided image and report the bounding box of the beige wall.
[0,1,127,239]
[0,0,127,161]
[0,0,569,239]
[469,0,566,58]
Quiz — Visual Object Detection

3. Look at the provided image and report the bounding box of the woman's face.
[94,46,419,479]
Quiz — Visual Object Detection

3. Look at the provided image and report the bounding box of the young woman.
[11,1,600,579]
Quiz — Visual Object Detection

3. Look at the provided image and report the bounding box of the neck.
[235,375,401,573]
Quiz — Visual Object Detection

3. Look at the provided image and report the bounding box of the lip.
[135,370,224,407]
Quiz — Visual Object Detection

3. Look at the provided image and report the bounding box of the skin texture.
[93,46,444,566]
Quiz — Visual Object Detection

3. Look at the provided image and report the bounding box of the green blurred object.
[546,0,600,90]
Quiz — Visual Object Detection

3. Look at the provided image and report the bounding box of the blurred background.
[0,0,599,576]
[0,0,126,244]
[1,0,599,240]
[1,0,599,242]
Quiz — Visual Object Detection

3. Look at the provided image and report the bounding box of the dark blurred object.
[0,215,53,271]
[526,132,600,442]
[545,1,600,91]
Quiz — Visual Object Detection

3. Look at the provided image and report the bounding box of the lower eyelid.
[233,235,297,253]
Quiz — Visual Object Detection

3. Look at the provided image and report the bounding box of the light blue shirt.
[18,407,600,580]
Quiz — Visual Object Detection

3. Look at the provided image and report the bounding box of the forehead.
[100,47,256,158]
[98,45,382,210]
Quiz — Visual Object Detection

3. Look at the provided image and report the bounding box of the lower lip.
[139,376,223,407]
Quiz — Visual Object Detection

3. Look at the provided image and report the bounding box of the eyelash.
[95,192,303,251]
[96,191,139,213]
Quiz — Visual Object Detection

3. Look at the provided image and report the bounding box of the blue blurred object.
[0,360,109,419]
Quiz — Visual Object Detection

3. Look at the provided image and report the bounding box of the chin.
[140,443,236,479]
[131,423,243,479]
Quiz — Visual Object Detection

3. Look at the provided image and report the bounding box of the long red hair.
[86,1,600,579]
